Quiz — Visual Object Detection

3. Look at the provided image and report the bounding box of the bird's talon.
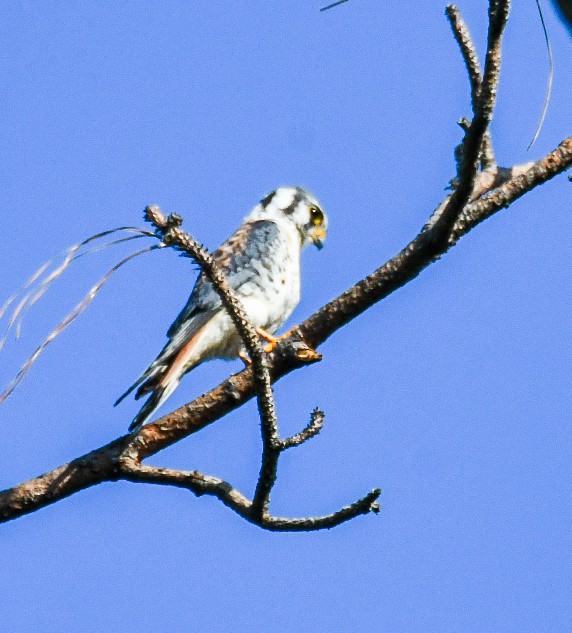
[255,327,278,344]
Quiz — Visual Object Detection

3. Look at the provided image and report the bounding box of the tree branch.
[280,408,325,450]
[4,130,568,526]
[451,136,572,241]
[446,4,495,169]
[447,5,483,105]
[431,0,509,245]
[2,0,570,529]
[119,456,379,531]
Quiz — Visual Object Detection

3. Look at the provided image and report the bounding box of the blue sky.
[1,1,570,631]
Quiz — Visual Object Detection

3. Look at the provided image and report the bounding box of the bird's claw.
[256,327,282,353]
[255,327,321,361]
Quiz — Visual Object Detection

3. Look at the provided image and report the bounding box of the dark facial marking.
[283,191,303,215]
[260,191,276,209]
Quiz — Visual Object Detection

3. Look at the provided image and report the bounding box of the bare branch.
[446,4,495,169]
[118,459,379,532]
[5,128,569,530]
[2,0,570,530]
[139,208,367,528]
[251,447,279,518]
[119,460,253,515]
[280,408,325,450]
[452,136,572,241]
[320,0,349,12]
[433,0,510,245]
[142,208,282,518]
[259,488,381,532]
[446,5,483,105]
[0,440,126,523]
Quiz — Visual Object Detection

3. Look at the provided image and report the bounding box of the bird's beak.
[312,227,326,250]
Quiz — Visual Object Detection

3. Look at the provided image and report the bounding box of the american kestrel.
[116,186,328,432]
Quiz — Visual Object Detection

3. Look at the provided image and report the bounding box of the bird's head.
[250,186,328,250]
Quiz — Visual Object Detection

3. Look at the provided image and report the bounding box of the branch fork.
[3,1,572,529]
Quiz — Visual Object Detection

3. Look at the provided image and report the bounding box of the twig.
[451,136,572,241]
[260,489,380,532]
[119,459,379,531]
[446,5,483,104]
[434,0,510,245]
[280,408,325,449]
[119,460,254,514]
[320,0,349,11]
[446,4,495,169]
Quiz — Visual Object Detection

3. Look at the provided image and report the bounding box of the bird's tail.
[124,320,211,432]
[128,379,181,432]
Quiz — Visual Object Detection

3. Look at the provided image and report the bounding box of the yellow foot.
[255,327,282,353]
[255,327,320,358]
[256,326,300,353]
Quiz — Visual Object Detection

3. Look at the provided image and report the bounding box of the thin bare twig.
[320,0,349,11]
[527,0,554,150]
[446,5,483,104]
[119,458,379,531]
[280,408,325,450]
[434,0,510,244]
[446,4,495,169]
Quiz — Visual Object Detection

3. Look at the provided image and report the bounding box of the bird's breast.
[239,232,301,333]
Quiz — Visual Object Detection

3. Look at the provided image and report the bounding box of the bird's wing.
[167,219,281,336]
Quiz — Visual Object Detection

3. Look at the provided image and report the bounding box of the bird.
[116,186,328,432]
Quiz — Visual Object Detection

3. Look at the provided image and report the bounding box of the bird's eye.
[309,206,324,226]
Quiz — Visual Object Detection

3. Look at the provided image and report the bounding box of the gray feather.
[167,220,281,336]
